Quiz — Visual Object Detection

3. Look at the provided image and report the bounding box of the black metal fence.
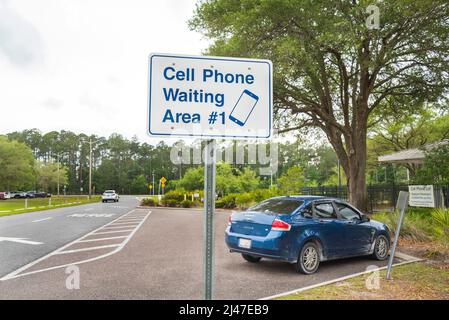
[300,184,449,213]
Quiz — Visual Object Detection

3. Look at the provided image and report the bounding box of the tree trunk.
[346,124,368,212]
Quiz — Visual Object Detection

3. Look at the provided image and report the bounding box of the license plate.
[238,238,251,249]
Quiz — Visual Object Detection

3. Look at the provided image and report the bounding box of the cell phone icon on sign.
[229,89,259,127]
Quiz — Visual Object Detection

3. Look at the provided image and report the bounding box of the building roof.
[378,140,448,164]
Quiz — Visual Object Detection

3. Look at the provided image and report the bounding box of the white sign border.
[147,53,273,140]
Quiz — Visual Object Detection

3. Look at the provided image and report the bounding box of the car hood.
[370,219,389,231]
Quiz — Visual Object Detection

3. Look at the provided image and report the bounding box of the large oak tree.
[190,0,449,210]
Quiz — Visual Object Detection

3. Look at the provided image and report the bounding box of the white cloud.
[0,0,208,143]
[0,0,45,67]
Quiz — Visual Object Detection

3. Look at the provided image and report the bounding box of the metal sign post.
[204,139,216,300]
[147,53,273,300]
[386,191,409,280]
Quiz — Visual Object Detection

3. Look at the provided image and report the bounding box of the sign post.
[160,177,167,195]
[386,191,409,280]
[204,139,216,300]
[147,53,272,300]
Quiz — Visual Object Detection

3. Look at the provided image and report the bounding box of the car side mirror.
[361,215,370,223]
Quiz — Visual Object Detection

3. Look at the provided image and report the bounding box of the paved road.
[0,205,405,299]
[0,196,138,278]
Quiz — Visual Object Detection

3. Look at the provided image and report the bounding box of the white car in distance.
[102,190,119,203]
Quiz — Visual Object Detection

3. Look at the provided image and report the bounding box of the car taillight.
[271,219,291,231]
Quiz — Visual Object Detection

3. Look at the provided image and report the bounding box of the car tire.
[241,254,261,263]
[295,242,320,274]
[372,234,389,260]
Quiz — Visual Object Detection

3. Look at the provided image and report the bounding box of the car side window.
[302,204,313,218]
[314,202,337,219]
[337,203,361,221]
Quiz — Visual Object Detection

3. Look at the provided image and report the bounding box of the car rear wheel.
[295,242,320,274]
[241,254,261,263]
[372,234,389,260]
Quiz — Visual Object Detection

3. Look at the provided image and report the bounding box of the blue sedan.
[225,196,391,274]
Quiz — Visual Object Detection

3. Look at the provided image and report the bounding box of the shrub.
[164,199,178,207]
[140,198,156,206]
[163,190,185,202]
[215,200,225,208]
[162,190,185,207]
[431,208,449,244]
[220,194,237,209]
[373,211,432,242]
[181,200,193,208]
[235,192,254,209]
[251,188,280,202]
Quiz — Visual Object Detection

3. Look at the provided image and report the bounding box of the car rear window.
[248,198,304,215]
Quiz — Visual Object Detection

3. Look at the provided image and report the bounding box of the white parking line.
[77,236,127,243]
[0,209,151,281]
[101,225,139,230]
[32,217,53,223]
[56,244,120,255]
[92,229,134,235]
[108,221,141,226]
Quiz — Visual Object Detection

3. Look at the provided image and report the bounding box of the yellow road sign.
[160,176,167,184]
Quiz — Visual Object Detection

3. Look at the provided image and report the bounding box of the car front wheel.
[295,242,320,274]
[372,234,389,260]
[241,254,261,263]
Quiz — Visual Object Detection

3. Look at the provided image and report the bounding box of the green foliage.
[251,187,281,202]
[164,199,178,207]
[180,200,193,208]
[414,143,449,184]
[235,193,254,209]
[141,198,156,206]
[373,211,432,242]
[162,190,185,206]
[130,175,148,195]
[218,194,237,209]
[35,161,68,192]
[190,0,449,210]
[431,208,449,244]
[323,166,346,187]
[176,163,260,195]
[0,136,35,190]
[176,166,204,191]
[368,110,449,184]
[237,168,260,193]
[277,166,305,195]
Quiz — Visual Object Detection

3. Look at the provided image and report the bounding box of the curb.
[258,252,423,300]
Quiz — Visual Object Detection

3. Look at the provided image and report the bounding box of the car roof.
[271,195,341,202]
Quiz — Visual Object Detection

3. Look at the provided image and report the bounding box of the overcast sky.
[0,0,210,143]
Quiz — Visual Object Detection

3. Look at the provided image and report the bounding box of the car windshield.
[247,198,304,215]
[104,190,115,194]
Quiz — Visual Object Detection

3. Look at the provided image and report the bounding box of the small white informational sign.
[148,53,272,139]
[408,185,435,208]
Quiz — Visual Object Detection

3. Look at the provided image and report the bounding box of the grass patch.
[0,195,101,217]
[279,262,449,300]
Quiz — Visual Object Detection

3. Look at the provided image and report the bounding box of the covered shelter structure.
[378,140,448,176]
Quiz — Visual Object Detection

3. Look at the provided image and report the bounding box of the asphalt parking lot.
[0,197,405,299]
